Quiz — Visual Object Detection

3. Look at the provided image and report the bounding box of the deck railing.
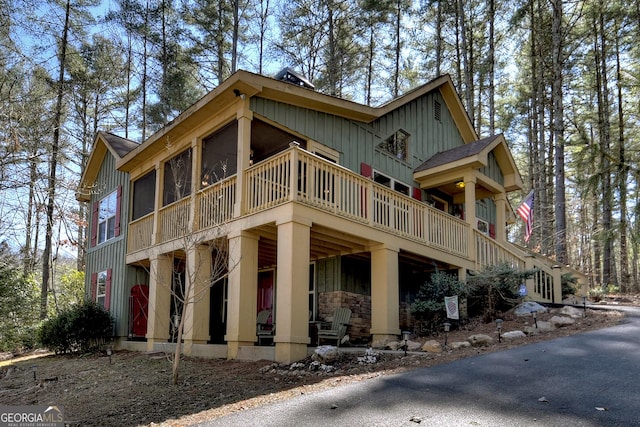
[197,176,236,231]
[128,147,563,299]
[128,213,154,253]
[158,198,191,243]
[475,231,525,271]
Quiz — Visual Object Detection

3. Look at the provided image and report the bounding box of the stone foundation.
[318,291,371,343]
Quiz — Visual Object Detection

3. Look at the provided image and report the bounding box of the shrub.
[38,301,113,354]
[411,271,466,334]
[561,273,578,298]
[466,262,535,322]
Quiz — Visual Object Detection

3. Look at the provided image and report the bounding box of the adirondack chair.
[256,310,275,345]
[317,307,352,347]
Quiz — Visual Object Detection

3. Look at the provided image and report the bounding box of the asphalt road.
[199,307,640,427]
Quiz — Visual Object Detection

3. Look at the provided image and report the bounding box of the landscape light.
[495,319,503,343]
[443,322,451,346]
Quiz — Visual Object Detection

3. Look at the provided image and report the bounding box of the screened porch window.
[202,121,238,187]
[132,170,156,220]
[163,148,192,206]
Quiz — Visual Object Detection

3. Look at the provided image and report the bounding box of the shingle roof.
[414,135,499,173]
[101,132,140,158]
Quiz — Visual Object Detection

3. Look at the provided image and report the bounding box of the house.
[77,70,565,363]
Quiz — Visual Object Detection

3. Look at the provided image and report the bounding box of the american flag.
[517,191,534,242]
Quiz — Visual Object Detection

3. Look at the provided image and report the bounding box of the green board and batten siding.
[85,151,138,338]
[252,89,465,188]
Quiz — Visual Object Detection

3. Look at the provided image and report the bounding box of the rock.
[467,334,494,347]
[312,345,338,363]
[421,340,442,353]
[407,340,422,351]
[450,341,471,350]
[524,321,555,335]
[372,337,395,349]
[514,301,548,317]
[562,296,581,305]
[560,306,584,318]
[502,330,526,340]
[536,320,555,332]
[386,341,401,351]
[549,315,575,327]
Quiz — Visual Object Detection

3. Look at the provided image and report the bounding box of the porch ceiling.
[252,223,370,268]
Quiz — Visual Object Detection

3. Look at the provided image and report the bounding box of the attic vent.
[275,67,315,90]
[434,100,442,122]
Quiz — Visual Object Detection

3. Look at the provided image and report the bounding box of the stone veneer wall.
[318,291,371,343]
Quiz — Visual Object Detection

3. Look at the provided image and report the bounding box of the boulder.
[514,301,548,317]
[386,341,401,351]
[421,340,443,353]
[407,340,423,351]
[312,345,339,364]
[549,315,576,327]
[467,334,494,347]
[450,341,471,350]
[502,330,526,340]
[560,306,584,319]
[524,320,555,334]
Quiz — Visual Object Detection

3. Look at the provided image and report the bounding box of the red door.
[130,284,149,337]
[257,270,275,324]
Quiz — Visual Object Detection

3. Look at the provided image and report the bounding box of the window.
[91,186,121,247]
[132,170,156,220]
[163,148,192,206]
[98,191,117,244]
[96,270,107,307]
[374,171,410,196]
[477,218,489,235]
[91,269,111,310]
[202,122,238,187]
[378,130,409,161]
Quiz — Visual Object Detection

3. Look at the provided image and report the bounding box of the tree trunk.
[614,24,628,293]
[595,2,613,288]
[41,0,71,320]
[551,0,567,264]
[487,0,495,134]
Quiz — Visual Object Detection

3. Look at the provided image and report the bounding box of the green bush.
[411,271,466,334]
[561,273,578,298]
[466,262,535,322]
[38,301,113,354]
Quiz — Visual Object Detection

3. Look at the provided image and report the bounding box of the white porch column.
[274,218,311,363]
[183,244,212,354]
[225,230,259,359]
[146,253,172,350]
[233,103,253,217]
[370,244,401,347]
[493,193,507,242]
[464,176,477,262]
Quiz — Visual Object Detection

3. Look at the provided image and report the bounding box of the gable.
[77,133,138,202]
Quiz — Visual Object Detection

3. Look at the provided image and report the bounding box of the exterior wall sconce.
[532,310,538,328]
[495,318,503,343]
[443,322,451,346]
[401,331,411,356]
[455,181,465,189]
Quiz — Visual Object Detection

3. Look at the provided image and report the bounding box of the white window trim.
[373,170,410,196]
[97,191,117,244]
[97,270,107,308]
